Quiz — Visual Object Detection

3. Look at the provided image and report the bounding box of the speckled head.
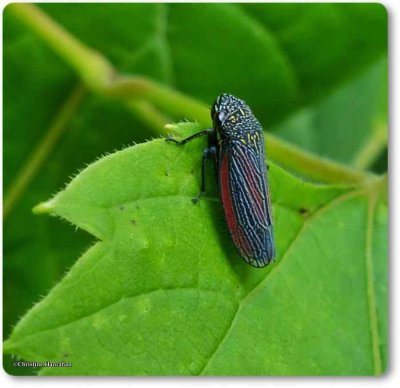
[211,94,258,138]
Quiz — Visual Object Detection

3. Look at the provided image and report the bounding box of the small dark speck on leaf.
[118,205,125,211]
[190,169,195,174]
[299,207,309,217]
[63,353,69,358]
[130,220,136,226]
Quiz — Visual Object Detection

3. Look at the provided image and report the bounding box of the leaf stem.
[3,85,86,221]
[364,176,386,375]
[7,3,208,122]
[8,3,209,124]
[7,3,114,92]
[106,76,211,125]
[266,135,372,184]
[8,3,374,185]
[352,123,388,170]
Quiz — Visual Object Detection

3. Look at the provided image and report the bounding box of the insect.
[167,94,275,267]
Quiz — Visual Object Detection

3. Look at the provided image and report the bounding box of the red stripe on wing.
[219,152,252,257]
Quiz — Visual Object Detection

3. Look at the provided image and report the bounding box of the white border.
[1,0,396,387]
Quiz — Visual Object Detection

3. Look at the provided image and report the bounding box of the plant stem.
[266,134,371,184]
[7,3,114,92]
[106,76,211,125]
[8,4,209,124]
[364,175,385,376]
[352,123,388,170]
[8,3,374,185]
[3,85,86,221]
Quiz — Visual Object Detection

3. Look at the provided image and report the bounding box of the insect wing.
[219,141,274,267]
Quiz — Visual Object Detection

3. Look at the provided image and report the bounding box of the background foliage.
[3,3,387,376]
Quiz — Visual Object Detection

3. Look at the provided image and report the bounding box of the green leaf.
[240,3,387,106]
[273,58,388,168]
[4,123,387,375]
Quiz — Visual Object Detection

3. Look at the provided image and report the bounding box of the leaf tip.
[165,121,203,139]
[164,123,179,135]
[3,339,14,355]
[32,200,55,215]
[164,123,176,130]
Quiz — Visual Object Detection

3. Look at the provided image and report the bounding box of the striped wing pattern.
[219,140,274,267]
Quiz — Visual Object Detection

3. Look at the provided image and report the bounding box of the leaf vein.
[199,189,364,374]
[365,186,383,375]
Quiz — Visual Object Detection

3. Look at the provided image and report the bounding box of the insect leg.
[166,128,213,145]
[192,145,217,204]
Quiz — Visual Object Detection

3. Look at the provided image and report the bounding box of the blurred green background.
[3,3,387,375]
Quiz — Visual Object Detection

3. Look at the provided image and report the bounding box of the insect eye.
[214,112,225,127]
